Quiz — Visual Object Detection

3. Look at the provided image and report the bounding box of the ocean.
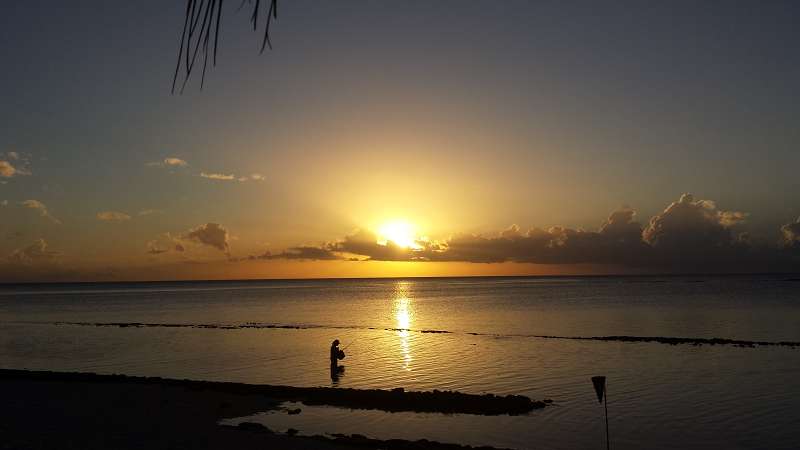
[1,275,799,449]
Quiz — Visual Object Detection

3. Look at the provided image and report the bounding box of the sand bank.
[0,369,544,449]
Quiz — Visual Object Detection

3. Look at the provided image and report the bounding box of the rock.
[286,408,301,415]
[287,428,299,436]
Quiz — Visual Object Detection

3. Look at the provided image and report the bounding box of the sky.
[1,1,800,282]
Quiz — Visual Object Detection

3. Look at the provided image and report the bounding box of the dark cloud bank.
[252,194,800,273]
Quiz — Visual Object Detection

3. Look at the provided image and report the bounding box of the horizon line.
[2,271,799,287]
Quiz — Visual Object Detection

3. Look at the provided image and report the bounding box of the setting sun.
[4,3,800,450]
[378,221,419,249]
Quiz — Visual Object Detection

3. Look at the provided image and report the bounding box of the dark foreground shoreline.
[0,369,545,450]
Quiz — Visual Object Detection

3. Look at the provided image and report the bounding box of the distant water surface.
[1,275,799,449]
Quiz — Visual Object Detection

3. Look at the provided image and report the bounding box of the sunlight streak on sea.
[1,275,799,449]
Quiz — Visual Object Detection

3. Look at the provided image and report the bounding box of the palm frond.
[172,0,278,94]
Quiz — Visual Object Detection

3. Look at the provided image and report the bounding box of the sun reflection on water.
[392,282,414,371]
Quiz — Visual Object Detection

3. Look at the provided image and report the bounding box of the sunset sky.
[2,1,800,281]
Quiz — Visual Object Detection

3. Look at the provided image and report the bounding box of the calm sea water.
[1,275,799,449]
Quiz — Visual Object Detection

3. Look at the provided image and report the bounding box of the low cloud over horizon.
[144,223,230,258]
[4,194,799,282]
[251,194,800,272]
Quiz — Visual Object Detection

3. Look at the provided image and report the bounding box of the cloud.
[146,226,224,258]
[237,173,266,182]
[257,194,800,272]
[147,158,261,183]
[200,172,236,181]
[1,200,7,207]
[0,152,31,178]
[200,172,265,182]
[294,208,649,265]
[20,199,61,224]
[97,211,132,222]
[244,246,341,261]
[718,211,748,227]
[0,161,17,177]
[781,217,800,248]
[146,240,169,255]
[7,239,61,264]
[146,235,187,256]
[147,157,188,168]
[327,229,424,261]
[642,194,746,249]
[181,223,230,253]
[434,210,651,265]
[138,209,161,216]
[165,157,187,167]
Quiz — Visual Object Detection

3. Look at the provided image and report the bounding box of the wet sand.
[0,369,537,449]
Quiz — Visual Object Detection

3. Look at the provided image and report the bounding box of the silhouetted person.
[330,339,346,384]
[330,339,345,366]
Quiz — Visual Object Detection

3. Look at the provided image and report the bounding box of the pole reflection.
[392,282,414,371]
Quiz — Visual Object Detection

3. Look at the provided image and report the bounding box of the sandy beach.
[0,369,543,449]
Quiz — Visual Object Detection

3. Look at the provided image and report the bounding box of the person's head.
[332,339,340,347]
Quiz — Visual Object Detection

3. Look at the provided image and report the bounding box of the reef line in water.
[24,320,800,348]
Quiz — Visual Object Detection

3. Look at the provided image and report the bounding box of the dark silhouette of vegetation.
[172,0,278,93]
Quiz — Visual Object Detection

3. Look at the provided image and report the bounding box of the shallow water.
[221,401,543,450]
[1,275,799,449]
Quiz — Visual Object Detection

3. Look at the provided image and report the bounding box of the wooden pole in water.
[591,376,610,450]
[604,384,610,450]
